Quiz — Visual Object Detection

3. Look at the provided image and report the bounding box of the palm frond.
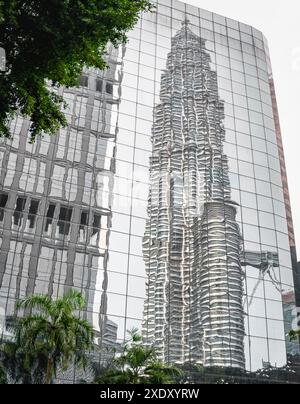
[126,327,142,343]
[16,294,52,315]
[62,289,86,310]
[145,362,183,376]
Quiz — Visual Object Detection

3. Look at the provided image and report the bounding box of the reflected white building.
[0,45,123,346]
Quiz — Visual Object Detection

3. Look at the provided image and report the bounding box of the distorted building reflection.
[0,0,298,380]
[0,44,124,345]
[142,20,282,370]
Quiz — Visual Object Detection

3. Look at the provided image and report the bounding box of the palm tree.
[94,329,181,384]
[9,289,94,384]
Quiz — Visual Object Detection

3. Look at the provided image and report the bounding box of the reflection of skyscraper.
[0,45,122,342]
[142,20,245,368]
[142,20,281,370]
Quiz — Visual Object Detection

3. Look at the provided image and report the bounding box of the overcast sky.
[183,0,300,254]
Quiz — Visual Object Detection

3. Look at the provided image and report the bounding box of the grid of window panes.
[0,45,122,364]
[0,0,298,382]
[105,0,298,373]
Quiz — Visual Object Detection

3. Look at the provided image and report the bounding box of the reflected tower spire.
[142,21,245,368]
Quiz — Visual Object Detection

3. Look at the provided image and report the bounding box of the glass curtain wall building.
[0,0,299,379]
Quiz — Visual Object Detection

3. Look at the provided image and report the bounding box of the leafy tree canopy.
[0,0,153,142]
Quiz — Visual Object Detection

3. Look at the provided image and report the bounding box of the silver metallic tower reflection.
[142,21,245,368]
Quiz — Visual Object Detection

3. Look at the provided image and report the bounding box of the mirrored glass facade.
[0,0,299,380]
